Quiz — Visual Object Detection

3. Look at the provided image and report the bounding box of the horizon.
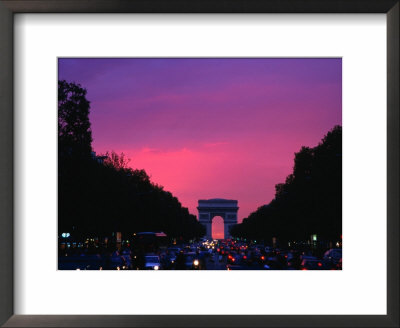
[58,58,342,239]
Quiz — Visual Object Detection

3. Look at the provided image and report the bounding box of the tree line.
[58,80,205,241]
[230,125,342,244]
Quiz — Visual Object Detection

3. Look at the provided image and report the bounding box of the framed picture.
[0,0,398,327]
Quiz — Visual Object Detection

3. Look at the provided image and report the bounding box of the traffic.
[58,234,342,270]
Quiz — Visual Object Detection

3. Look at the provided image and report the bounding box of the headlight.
[193,259,199,266]
[154,265,159,270]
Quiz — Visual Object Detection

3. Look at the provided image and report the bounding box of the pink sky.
[59,58,342,239]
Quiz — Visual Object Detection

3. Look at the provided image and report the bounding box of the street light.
[61,232,70,250]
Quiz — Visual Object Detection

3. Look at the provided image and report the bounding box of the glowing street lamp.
[61,232,70,250]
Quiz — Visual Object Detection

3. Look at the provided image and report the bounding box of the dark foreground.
[58,239,342,270]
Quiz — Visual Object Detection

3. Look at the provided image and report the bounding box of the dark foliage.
[230,126,342,243]
[58,80,205,240]
[58,80,92,160]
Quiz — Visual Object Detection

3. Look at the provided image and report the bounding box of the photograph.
[58,58,342,271]
[1,1,397,325]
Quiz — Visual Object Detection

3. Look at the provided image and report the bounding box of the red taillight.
[302,268,307,271]
[261,256,265,260]
[243,256,247,259]
[284,255,288,258]
[232,258,235,262]
[318,262,322,267]
[217,248,220,252]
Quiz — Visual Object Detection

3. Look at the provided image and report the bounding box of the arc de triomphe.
[197,199,238,240]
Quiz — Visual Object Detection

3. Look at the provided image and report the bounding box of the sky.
[58,58,341,239]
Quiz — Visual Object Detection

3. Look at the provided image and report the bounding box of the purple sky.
[59,58,341,239]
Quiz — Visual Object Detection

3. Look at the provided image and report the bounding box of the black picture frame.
[0,1,398,327]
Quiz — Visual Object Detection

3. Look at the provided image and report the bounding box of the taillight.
[318,262,322,267]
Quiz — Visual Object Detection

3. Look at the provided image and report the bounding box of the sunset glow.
[58,57,342,239]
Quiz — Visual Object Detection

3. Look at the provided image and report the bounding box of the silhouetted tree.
[58,80,92,159]
[58,80,205,241]
[102,151,131,171]
[230,125,342,244]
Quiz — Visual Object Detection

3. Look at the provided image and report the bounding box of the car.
[264,255,287,270]
[199,250,210,258]
[58,254,103,270]
[253,245,265,252]
[144,255,161,270]
[227,253,239,264]
[264,246,273,253]
[183,252,201,270]
[300,257,324,270]
[168,253,177,262]
[167,247,181,255]
[286,253,302,269]
[336,258,342,270]
[323,248,342,265]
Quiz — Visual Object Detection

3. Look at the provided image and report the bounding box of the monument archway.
[197,199,238,240]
